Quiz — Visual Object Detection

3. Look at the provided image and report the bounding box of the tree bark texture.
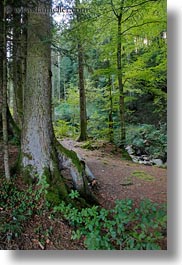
[20,0,97,205]
[108,76,114,143]
[21,0,57,176]
[12,11,27,128]
[75,0,87,142]
[0,1,3,130]
[117,11,126,148]
[78,43,87,141]
[2,2,10,180]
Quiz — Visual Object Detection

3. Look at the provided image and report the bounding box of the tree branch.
[110,0,119,18]
[123,0,157,9]
[121,20,161,35]
[121,8,140,24]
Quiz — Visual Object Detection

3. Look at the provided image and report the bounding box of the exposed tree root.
[54,139,98,205]
[11,138,99,207]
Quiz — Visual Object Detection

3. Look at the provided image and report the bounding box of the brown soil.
[0,139,167,250]
[61,139,167,209]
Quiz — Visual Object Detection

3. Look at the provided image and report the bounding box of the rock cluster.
[125,145,165,167]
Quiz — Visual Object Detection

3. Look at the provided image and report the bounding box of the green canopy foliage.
[52,0,167,153]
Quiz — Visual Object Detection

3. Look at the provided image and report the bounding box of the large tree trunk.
[21,0,97,205]
[21,1,55,177]
[12,11,26,128]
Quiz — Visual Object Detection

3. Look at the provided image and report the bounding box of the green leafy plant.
[68,190,80,199]
[54,119,78,139]
[0,177,48,241]
[54,194,167,250]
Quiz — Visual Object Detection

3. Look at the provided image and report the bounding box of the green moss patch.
[56,140,83,173]
[132,170,155,181]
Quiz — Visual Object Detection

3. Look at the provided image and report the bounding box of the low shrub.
[54,191,167,250]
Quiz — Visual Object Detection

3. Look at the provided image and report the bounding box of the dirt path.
[61,139,167,208]
[0,140,167,208]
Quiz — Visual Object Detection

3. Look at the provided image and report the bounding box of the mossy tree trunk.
[20,0,97,205]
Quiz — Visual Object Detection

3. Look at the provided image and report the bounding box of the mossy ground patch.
[132,170,155,181]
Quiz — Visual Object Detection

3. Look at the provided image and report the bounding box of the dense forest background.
[52,0,167,162]
[0,0,167,250]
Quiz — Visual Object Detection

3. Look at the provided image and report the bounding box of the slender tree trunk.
[117,14,126,148]
[57,54,61,101]
[0,1,3,132]
[60,57,65,100]
[0,2,21,141]
[111,0,126,147]
[77,42,87,141]
[75,0,87,142]
[2,2,10,180]
[108,76,114,143]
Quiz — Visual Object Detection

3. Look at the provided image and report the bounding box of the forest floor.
[61,139,167,209]
[0,139,167,250]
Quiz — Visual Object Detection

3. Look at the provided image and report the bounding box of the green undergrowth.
[0,175,93,247]
[54,120,78,139]
[0,175,167,250]
[0,176,49,242]
[121,149,132,161]
[126,124,167,162]
[54,191,167,250]
[80,140,106,151]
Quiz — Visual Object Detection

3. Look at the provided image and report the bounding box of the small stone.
[125,145,135,155]
[142,155,150,161]
[152,159,163,166]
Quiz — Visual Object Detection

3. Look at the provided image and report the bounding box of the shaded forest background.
[52,0,167,161]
